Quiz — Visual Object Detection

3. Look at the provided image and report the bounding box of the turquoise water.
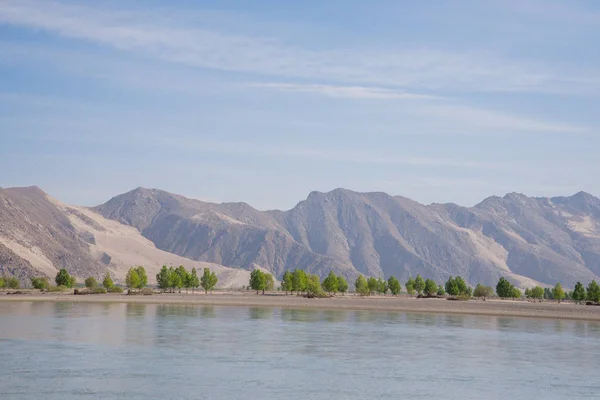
[1,302,599,399]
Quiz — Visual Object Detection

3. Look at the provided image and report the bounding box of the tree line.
[156,265,218,294]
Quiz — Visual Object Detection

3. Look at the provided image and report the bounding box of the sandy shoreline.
[2,291,600,321]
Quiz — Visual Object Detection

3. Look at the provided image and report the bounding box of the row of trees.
[155,265,218,294]
[0,276,20,289]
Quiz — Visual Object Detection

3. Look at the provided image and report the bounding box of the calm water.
[1,302,599,399]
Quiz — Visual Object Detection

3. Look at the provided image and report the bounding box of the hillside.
[94,187,600,288]
[0,186,250,287]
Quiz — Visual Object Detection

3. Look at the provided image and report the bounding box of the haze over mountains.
[2,185,600,289]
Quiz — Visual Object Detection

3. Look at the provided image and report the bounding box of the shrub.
[0,277,5,288]
[5,277,20,289]
[31,277,50,290]
[84,277,98,289]
[108,286,124,293]
[47,285,69,292]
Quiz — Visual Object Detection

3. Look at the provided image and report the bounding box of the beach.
[2,291,600,321]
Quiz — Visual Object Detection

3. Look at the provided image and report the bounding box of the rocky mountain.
[0,186,250,287]
[94,187,600,288]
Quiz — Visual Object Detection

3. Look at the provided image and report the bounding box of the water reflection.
[249,307,272,320]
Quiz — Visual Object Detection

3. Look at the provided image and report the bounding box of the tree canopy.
[200,268,218,294]
[587,280,600,303]
[322,271,339,294]
[292,269,307,293]
[414,274,425,295]
[424,279,438,296]
[337,275,349,294]
[55,268,75,288]
[387,276,401,296]
[572,282,586,304]
[473,284,494,300]
[496,277,515,299]
[405,277,416,295]
[552,283,565,303]
[282,271,293,294]
[84,277,98,289]
[355,275,370,296]
[31,277,49,290]
[102,272,114,290]
[250,269,267,294]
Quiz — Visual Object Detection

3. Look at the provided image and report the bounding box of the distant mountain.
[94,187,600,288]
[0,186,250,287]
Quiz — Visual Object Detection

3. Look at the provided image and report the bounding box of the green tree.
[156,265,172,292]
[367,277,379,295]
[552,282,565,303]
[496,277,514,299]
[322,271,339,294]
[437,284,445,296]
[531,286,544,301]
[55,268,74,288]
[175,266,188,293]
[189,268,200,293]
[512,287,522,299]
[588,280,600,303]
[84,277,98,289]
[414,274,425,295]
[102,272,114,290]
[250,269,267,294]
[424,279,438,296]
[265,273,275,291]
[337,275,349,294]
[405,277,416,296]
[387,276,401,296]
[31,277,49,290]
[0,277,5,288]
[281,271,293,294]
[200,268,218,294]
[292,269,308,294]
[134,266,148,290]
[378,278,388,295]
[473,284,494,300]
[125,267,141,290]
[170,267,182,293]
[306,274,322,296]
[524,288,531,298]
[445,277,460,296]
[572,281,587,304]
[355,275,370,296]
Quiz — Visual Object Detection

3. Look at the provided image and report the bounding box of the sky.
[1,0,599,210]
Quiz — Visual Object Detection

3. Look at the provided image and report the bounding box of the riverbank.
[2,291,600,321]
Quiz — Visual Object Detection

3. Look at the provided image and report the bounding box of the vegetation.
[437,285,445,296]
[511,287,522,299]
[306,274,323,296]
[55,269,75,288]
[3,276,20,289]
[0,277,4,288]
[47,285,69,292]
[200,268,218,294]
[337,275,348,294]
[108,286,124,293]
[249,269,267,294]
[424,279,438,296]
[445,276,470,298]
[552,283,565,303]
[84,277,98,289]
[414,274,425,295]
[31,277,50,291]
[322,271,339,295]
[387,276,401,296]
[282,271,293,294]
[587,280,600,303]
[572,282,586,304]
[405,277,416,295]
[189,268,200,293]
[496,277,516,299]
[355,275,370,296]
[125,266,148,291]
[292,269,307,294]
[473,284,493,300]
[102,272,114,290]
[367,277,379,295]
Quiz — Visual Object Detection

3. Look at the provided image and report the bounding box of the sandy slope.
[45,197,251,288]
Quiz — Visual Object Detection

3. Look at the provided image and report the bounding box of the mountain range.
[2,185,600,289]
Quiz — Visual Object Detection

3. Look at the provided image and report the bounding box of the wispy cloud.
[0,0,597,94]
[251,83,438,100]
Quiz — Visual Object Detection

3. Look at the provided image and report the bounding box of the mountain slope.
[94,187,600,288]
[0,187,250,287]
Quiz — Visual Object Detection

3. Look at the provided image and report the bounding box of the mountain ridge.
[92,186,600,288]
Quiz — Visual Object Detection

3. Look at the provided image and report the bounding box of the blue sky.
[1,0,599,209]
